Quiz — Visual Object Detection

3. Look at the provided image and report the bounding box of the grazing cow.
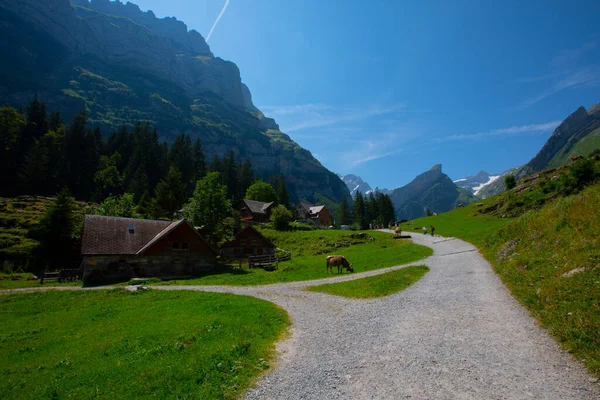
[326,255,354,274]
[570,155,583,162]
[395,227,402,235]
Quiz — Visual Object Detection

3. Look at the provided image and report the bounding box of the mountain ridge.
[478,103,600,198]
[0,0,350,204]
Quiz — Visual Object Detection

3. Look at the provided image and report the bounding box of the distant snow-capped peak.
[454,170,500,195]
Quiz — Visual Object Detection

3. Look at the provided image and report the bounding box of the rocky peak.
[389,164,474,219]
[341,174,373,196]
[518,105,592,178]
[72,0,212,56]
[551,106,589,139]
[588,102,600,117]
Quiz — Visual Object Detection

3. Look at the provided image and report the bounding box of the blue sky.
[133,0,600,190]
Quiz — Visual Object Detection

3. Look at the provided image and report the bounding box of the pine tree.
[168,133,193,189]
[224,151,238,200]
[19,138,49,193]
[277,174,290,208]
[0,106,26,196]
[237,159,254,200]
[191,138,206,185]
[20,98,48,158]
[32,188,77,271]
[64,110,88,198]
[354,191,366,228]
[155,166,186,218]
[338,196,350,226]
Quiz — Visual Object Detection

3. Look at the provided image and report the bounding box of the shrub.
[270,205,292,231]
[504,175,516,190]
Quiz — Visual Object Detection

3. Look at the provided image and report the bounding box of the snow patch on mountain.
[472,175,500,195]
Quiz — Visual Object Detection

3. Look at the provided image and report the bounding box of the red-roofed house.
[296,203,332,226]
[80,215,218,282]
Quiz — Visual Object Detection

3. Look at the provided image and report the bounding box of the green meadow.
[152,230,432,286]
[307,265,429,298]
[0,289,288,399]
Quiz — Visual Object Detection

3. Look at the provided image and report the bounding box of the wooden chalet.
[220,226,275,259]
[80,215,218,282]
[296,202,332,226]
[238,199,275,223]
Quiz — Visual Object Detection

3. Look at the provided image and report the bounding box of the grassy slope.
[0,197,50,262]
[0,197,93,265]
[0,290,288,399]
[307,266,429,298]
[401,196,511,247]
[483,186,600,375]
[402,181,600,377]
[153,230,432,286]
[548,127,600,168]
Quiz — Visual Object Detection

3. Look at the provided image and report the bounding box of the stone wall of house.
[82,255,216,283]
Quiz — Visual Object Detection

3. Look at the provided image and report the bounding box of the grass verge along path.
[153,231,432,286]
[307,265,429,298]
[0,289,288,399]
[402,183,600,377]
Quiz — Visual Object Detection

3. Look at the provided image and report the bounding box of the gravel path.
[3,232,598,399]
[157,231,599,399]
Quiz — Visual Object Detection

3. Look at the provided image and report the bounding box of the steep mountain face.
[341,174,373,196]
[0,0,350,204]
[478,103,600,198]
[518,105,600,178]
[453,170,500,195]
[390,164,475,220]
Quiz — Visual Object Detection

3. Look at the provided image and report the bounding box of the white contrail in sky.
[206,0,230,42]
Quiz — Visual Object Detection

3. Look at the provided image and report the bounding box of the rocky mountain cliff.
[478,103,600,198]
[389,164,475,220]
[0,0,350,204]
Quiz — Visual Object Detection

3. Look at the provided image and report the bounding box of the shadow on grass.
[82,265,253,287]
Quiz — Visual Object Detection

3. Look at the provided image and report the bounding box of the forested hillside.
[0,100,278,210]
[0,0,350,205]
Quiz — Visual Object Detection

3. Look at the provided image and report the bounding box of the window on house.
[172,242,189,250]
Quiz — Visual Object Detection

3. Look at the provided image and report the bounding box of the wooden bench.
[40,269,82,284]
[40,271,59,284]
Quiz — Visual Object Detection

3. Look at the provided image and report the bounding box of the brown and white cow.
[326,255,354,274]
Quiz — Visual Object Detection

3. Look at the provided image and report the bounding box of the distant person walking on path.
[431,225,435,236]
[422,226,427,235]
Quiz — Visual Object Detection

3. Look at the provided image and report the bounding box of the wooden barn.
[220,226,275,259]
[238,199,275,223]
[80,215,218,283]
[296,202,332,226]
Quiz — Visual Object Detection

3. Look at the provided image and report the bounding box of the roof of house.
[221,226,275,249]
[241,199,275,215]
[297,203,327,216]
[310,205,326,214]
[135,219,186,255]
[297,202,312,213]
[81,215,217,256]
